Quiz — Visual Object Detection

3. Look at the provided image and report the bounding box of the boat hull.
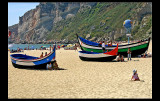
[115,46,149,57]
[12,61,55,69]
[79,55,117,61]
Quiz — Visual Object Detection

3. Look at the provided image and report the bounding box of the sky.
[8,2,39,27]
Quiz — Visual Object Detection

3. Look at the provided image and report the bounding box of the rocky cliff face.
[8,2,152,44]
[8,2,96,44]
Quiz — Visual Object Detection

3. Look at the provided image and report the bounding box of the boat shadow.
[15,67,67,71]
[81,60,128,62]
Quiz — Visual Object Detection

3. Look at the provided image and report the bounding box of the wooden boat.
[78,44,118,61]
[10,45,56,69]
[76,34,150,57]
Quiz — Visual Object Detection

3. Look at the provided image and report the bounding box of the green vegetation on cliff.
[47,2,152,41]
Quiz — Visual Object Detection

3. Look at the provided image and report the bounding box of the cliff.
[8,2,152,44]
[8,2,96,44]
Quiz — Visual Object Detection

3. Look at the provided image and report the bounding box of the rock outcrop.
[8,2,96,44]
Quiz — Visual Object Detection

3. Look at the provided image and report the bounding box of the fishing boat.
[78,44,118,61]
[76,34,150,57]
[10,45,56,69]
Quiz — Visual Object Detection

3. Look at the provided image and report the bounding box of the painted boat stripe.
[11,52,54,62]
[79,53,113,58]
[79,38,148,50]
[16,61,35,66]
[78,36,149,47]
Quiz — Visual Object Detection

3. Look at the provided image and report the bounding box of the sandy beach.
[8,40,152,99]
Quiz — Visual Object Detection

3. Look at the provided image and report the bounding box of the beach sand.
[8,40,152,98]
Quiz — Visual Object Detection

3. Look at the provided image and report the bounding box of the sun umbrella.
[67,44,73,47]
[31,46,34,49]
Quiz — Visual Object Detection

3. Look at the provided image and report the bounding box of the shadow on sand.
[82,60,128,63]
[129,80,145,82]
[15,67,67,71]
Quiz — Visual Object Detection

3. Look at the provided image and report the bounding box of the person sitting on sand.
[46,62,53,70]
[121,55,124,62]
[142,52,151,58]
[147,52,152,57]
[131,69,140,81]
[115,54,121,62]
[141,52,146,58]
[53,60,59,70]
[40,52,43,58]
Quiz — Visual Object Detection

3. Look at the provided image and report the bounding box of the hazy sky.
[8,2,39,27]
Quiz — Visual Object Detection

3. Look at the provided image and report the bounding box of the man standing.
[127,48,132,61]
[102,41,105,53]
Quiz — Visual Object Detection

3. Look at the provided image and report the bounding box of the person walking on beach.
[102,41,105,53]
[127,48,132,61]
[131,69,140,81]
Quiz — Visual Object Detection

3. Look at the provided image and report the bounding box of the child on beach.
[131,69,140,81]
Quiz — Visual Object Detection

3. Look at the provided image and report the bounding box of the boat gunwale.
[78,35,150,48]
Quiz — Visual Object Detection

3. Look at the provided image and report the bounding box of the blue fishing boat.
[10,45,56,69]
